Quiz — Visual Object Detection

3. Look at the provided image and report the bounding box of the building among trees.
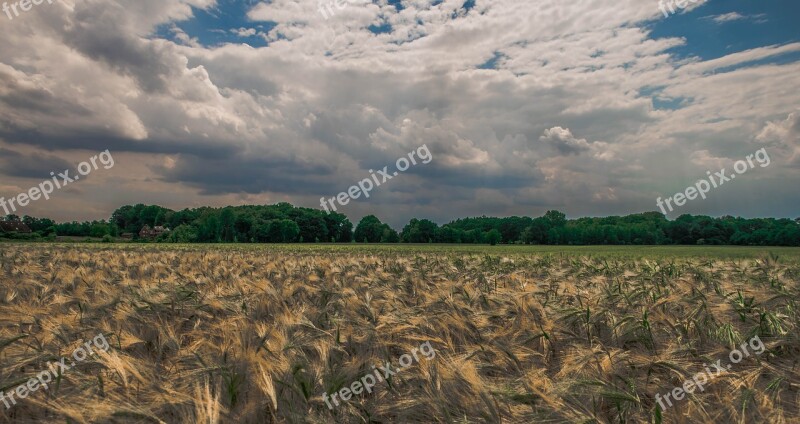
[139,225,170,239]
[0,220,32,234]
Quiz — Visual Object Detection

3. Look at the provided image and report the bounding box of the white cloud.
[231,27,258,38]
[710,12,745,23]
[756,112,800,164]
[706,12,768,24]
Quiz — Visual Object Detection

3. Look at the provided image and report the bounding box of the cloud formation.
[0,0,798,225]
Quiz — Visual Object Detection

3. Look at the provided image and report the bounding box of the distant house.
[0,221,32,234]
[139,225,170,239]
[120,233,135,240]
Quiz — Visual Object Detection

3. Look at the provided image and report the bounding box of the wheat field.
[0,244,798,423]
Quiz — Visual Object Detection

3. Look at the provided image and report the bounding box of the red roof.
[0,221,32,233]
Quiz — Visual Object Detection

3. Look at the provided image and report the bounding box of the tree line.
[2,204,799,245]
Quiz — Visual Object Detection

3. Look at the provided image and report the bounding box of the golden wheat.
[0,245,797,423]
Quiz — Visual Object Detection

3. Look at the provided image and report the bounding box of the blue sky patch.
[153,0,272,48]
[649,0,800,62]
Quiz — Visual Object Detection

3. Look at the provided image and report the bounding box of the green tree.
[220,208,235,242]
[544,210,567,227]
[354,215,386,243]
[324,212,353,242]
[168,224,199,243]
[486,229,501,245]
[401,218,438,243]
[380,226,400,243]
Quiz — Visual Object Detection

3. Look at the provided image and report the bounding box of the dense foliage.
[2,204,799,245]
[431,212,800,246]
[110,203,353,243]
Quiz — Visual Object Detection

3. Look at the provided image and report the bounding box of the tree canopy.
[3,204,799,246]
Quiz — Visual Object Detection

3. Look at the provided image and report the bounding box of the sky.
[0,0,798,228]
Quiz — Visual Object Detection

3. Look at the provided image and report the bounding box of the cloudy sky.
[0,0,798,227]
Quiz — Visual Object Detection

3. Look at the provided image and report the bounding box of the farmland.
[0,244,798,423]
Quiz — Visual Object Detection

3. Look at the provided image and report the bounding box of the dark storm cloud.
[153,153,341,195]
[0,127,242,158]
[61,2,182,93]
[0,147,74,179]
[0,71,92,118]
